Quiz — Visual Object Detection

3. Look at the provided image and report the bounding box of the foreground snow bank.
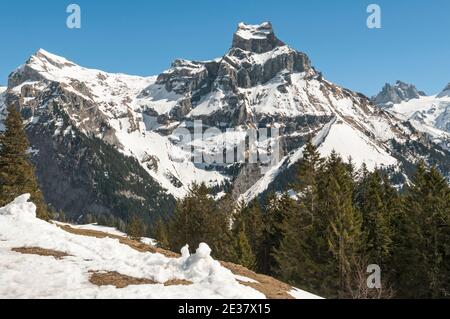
[0,195,264,299]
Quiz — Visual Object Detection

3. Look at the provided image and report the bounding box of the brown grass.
[220,261,295,299]
[57,224,179,258]
[58,224,294,298]
[11,247,70,260]
[89,271,156,288]
[89,271,193,288]
[164,279,193,286]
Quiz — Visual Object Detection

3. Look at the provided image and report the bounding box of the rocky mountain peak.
[232,22,285,53]
[372,80,426,107]
[437,82,450,98]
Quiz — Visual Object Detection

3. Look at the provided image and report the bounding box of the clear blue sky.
[0,0,449,96]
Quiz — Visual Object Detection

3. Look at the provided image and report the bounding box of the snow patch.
[0,195,265,299]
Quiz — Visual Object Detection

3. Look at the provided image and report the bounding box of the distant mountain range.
[1,22,449,222]
[372,81,450,151]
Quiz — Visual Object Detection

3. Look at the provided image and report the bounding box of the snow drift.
[0,195,321,299]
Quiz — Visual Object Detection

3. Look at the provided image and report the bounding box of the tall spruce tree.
[258,193,298,274]
[234,226,257,270]
[394,162,450,298]
[354,169,393,265]
[0,105,49,219]
[317,151,363,298]
[168,183,233,259]
[274,141,325,294]
[233,200,264,256]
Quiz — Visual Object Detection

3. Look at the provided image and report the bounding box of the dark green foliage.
[126,215,146,240]
[234,228,257,270]
[154,142,450,299]
[153,217,170,249]
[392,162,450,298]
[167,183,234,259]
[0,106,49,219]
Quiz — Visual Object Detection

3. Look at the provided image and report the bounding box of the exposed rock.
[232,22,285,54]
[437,82,450,98]
[372,80,426,107]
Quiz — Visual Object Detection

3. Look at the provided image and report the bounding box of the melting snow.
[0,195,265,299]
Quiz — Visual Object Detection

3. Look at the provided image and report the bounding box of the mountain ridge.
[2,22,450,222]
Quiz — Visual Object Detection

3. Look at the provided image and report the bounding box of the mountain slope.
[0,194,321,299]
[2,22,449,218]
[373,81,450,151]
[372,80,426,108]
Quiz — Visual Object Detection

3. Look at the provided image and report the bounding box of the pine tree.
[354,169,393,265]
[0,105,49,219]
[294,140,322,217]
[233,200,264,256]
[234,227,257,270]
[126,215,145,240]
[258,193,297,274]
[168,183,233,259]
[273,141,325,293]
[154,217,170,249]
[395,162,450,298]
[317,151,363,298]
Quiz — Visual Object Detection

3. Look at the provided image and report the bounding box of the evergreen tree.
[0,106,49,219]
[394,162,450,298]
[317,151,363,298]
[234,227,257,270]
[126,215,145,240]
[259,193,297,274]
[354,169,393,265]
[154,217,170,249]
[233,200,264,256]
[168,183,233,259]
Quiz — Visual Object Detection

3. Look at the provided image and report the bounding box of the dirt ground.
[11,247,70,260]
[53,224,295,298]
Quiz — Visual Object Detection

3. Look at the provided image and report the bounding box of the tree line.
[154,141,450,299]
[1,106,449,298]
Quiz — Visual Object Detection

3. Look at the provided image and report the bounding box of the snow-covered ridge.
[235,22,275,40]
[5,22,443,208]
[0,195,322,299]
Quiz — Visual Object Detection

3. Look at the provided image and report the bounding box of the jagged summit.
[232,22,285,53]
[3,22,450,221]
[372,80,426,107]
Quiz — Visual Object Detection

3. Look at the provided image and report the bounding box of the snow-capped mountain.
[372,80,426,108]
[2,22,450,221]
[373,81,450,150]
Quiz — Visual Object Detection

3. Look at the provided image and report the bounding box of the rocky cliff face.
[372,80,426,107]
[1,22,449,222]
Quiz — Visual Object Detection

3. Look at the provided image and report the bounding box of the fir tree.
[126,215,145,240]
[317,151,363,298]
[354,169,393,265]
[234,226,257,270]
[395,162,450,298]
[154,217,170,249]
[233,200,264,256]
[0,106,49,219]
[259,193,298,274]
[168,183,233,259]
